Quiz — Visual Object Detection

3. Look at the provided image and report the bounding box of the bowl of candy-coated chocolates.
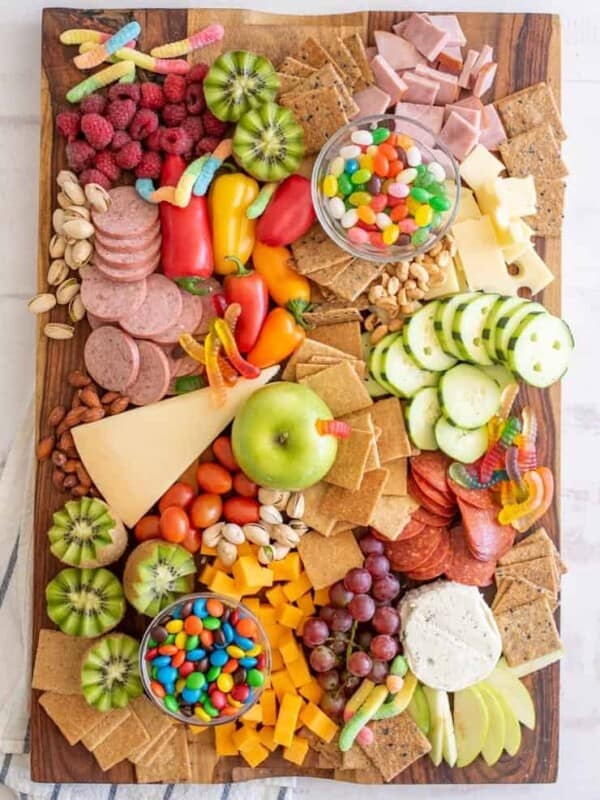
[139,593,271,726]
[312,113,460,263]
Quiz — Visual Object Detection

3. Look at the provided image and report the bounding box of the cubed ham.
[353,84,392,118]
[472,62,497,98]
[452,95,485,112]
[458,49,479,89]
[427,14,466,46]
[392,20,408,37]
[471,44,493,82]
[437,45,463,75]
[371,55,408,104]
[415,64,459,105]
[402,71,439,105]
[395,102,444,145]
[374,31,426,71]
[444,103,482,128]
[479,104,507,150]
[439,111,479,161]
[402,13,450,62]
[366,46,377,62]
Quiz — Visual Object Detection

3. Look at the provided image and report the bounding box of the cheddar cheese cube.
[278,603,304,629]
[232,725,259,753]
[188,725,209,736]
[268,552,301,582]
[271,670,297,701]
[270,649,284,672]
[299,702,338,743]
[214,722,238,756]
[260,688,278,726]
[283,571,312,603]
[299,680,323,705]
[264,623,284,647]
[239,741,270,767]
[242,597,261,616]
[237,540,254,557]
[200,542,217,557]
[241,702,263,724]
[296,593,315,617]
[233,556,274,589]
[257,605,277,625]
[200,563,217,585]
[279,631,301,664]
[274,693,304,748]
[258,725,278,752]
[207,571,242,601]
[313,587,330,606]
[266,585,287,608]
[286,653,311,688]
[283,734,310,766]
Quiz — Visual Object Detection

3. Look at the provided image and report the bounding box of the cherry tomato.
[181,526,202,554]
[212,435,239,472]
[159,506,190,543]
[223,496,260,525]
[232,472,258,498]
[134,514,161,542]
[190,493,223,528]
[158,481,196,513]
[196,462,233,494]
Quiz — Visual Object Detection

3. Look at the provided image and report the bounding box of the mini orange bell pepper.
[252,240,311,311]
[246,307,306,369]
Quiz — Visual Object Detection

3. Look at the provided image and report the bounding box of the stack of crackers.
[495,82,567,236]
[276,35,374,153]
[492,528,566,677]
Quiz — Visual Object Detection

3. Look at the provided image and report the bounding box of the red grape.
[342,672,361,694]
[329,581,354,608]
[370,634,399,661]
[372,605,400,635]
[302,618,330,648]
[319,605,336,625]
[348,651,373,677]
[309,645,336,672]
[329,631,349,655]
[317,669,340,691]
[365,553,390,578]
[368,659,389,683]
[348,593,376,622]
[359,533,384,555]
[330,608,353,633]
[320,690,345,719]
[372,573,400,601]
[344,567,372,594]
[357,629,373,650]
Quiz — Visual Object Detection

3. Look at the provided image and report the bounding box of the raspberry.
[80,93,107,115]
[185,82,205,115]
[94,150,121,182]
[65,139,96,172]
[110,130,131,151]
[115,140,143,169]
[195,136,220,155]
[186,63,209,84]
[81,112,114,149]
[135,150,163,180]
[129,108,159,141]
[145,126,164,151]
[140,81,165,111]
[106,99,137,131]
[160,127,193,156]
[202,110,228,138]
[79,168,111,190]
[56,111,81,142]
[163,74,186,103]
[107,83,141,104]
[182,115,204,143]
[162,103,187,127]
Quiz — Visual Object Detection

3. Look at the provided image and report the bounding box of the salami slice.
[405,529,451,580]
[408,475,457,519]
[385,526,443,572]
[412,506,454,527]
[447,478,496,510]
[411,469,456,511]
[410,452,452,495]
[176,355,204,377]
[81,266,148,322]
[94,252,159,283]
[91,186,159,240]
[445,526,496,587]
[150,290,204,345]
[120,274,183,338]
[84,325,140,392]
[93,236,161,268]
[86,312,104,330]
[457,498,515,562]
[127,340,171,406]
[95,227,160,255]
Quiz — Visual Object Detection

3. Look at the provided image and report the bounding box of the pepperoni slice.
[410,452,452,495]
[457,498,515,562]
[408,475,457,519]
[411,469,456,511]
[412,507,454,527]
[445,526,497,587]
[447,478,497,510]
[385,526,444,572]
[405,529,451,581]
[396,517,427,541]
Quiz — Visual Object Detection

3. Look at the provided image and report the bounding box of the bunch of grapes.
[301,532,404,720]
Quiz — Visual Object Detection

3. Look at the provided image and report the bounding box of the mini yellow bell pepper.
[209,173,259,274]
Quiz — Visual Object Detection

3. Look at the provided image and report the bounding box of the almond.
[76,463,91,487]
[63,459,79,474]
[68,369,90,387]
[71,484,88,497]
[48,405,66,427]
[52,470,65,491]
[51,450,67,468]
[101,391,120,404]
[36,436,55,461]
[108,397,129,415]
[82,407,105,423]
[71,391,83,409]
[80,387,101,408]
[58,431,75,453]
[63,474,78,489]
[63,407,87,428]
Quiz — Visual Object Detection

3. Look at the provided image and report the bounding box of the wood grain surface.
[32,7,562,785]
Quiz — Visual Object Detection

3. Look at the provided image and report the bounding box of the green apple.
[423,687,456,767]
[408,683,430,736]
[482,682,522,756]
[231,381,339,491]
[453,686,489,767]
[478,683,507,766]
[484,658,536,729]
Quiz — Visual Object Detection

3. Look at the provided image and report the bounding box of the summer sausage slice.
[86,311,104,330]
[91,186,159,240]
[94,227,161,255]
[93,236,161,268]
[150,290,204,345]
[84,325,140,392]
[94,252,160,283]
[81,266,148,321]
[120,274,183,338]
[127,340,171,406]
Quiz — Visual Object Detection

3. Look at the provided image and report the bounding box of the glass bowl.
[311,113,461,263]
[139,592,271,726]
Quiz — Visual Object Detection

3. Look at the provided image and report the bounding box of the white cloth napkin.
[0,402,295,800]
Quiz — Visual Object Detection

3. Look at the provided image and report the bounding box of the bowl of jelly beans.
[312,113,460,262]
[140,593,271,725]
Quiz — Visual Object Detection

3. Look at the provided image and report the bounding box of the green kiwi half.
[204,50,279,122]
[81,633,143,711]
[123,540,196,617]
[233,102,305,181]
[45,567,125,637]
[47,497,127,568]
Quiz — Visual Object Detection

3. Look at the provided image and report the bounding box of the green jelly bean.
[390,655,409,677]
[372,126,390,144]
[431,211,443,229]
[164,695,179,713]
[185,635,199,651]
[247,668,265,688]
[352,183,367,193]
[430,194,451,212]
[411,227,430,246]
[415,164,427,176]
[186,671,206,690]
[206,665,221,682]
[337,173,353,195]
[203,699,219,717]
[410,186,432,203]
[351,168,371,185]
[428,182,446,196]
[203,616,221,630]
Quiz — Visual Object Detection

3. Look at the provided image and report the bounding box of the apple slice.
[482,682,522,756]
[440,692,458,767]
[454,685,489,767]
[422,686,444,766]
[478,683,507,766]
[408,683,431,736]
[484,658,536,730]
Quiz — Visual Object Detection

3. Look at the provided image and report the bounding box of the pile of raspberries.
[55,66,228,189]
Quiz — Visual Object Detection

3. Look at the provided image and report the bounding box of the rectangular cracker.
[325,428,374,490]
[308,321,363,359]
[133,725,178,768]
[136,726,192,783]
[281,62,359,119]
[343,744,373,770]
[32,630,92,694]
[280,86,348,154]
[299,359,373,417]
[369,494,419,540]
[524,178,565,237]
[297,530,364,590]
[39,692,105,746]
[278,56,317,78]
[343,33,375,89]
[507,526,567,574]
[310,258,354,286]
[325,37,364,89]
[494,597,563,670]
[492,577,557,614]
[321,469,388,527]
[499,123,568,179]
[358,713,431,783]
[499,528,556,566]
[495,555,559,597]
[282,337,356,381]
[495,82,565,141]
[295,36,336,70]
[330,259,386,302]
[82,708,131,751]
[304,304,362,326]
[127,695,175,764]
[291,224,353,276]
[301,481,337,536]
[296,360,365,380]
[381,457,408,496]
[370,398,411,462]
[93,712,150,772]
[276,72,304,95]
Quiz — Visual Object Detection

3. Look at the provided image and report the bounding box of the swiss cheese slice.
[459,144,505,191]
[72,367,279,527]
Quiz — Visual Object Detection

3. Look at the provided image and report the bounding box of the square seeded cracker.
[298,530,364,590]
[324,37,364,90]
[343,33,375,89]
[32,629,92,694]
[358,713,431,783]
[276,72,304,95]
[496,554,559,597]
[39,692,105,746]
[291,224,353,276]
[499,123,568,179]
[92,712,150,772]
[495,82,566,141]
[492,577,557,615]
[320,469,389,527]
[281,63,359,119]
[295,36,336,70]
[299,359,373,417]
[494,596,563,670]
[330,259,386,303]
[278,56,317,78]
[524,178,565,237]
[280,86,348,154]
[282,337,356,380]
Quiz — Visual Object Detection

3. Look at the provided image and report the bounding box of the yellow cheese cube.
[207,571,242,601]
[241,703,263,724]
[286,654,311,688]
[257,605,277,625]
[200,563,217,585]
[299,681,323,705]
[242,597,261,616]
[235,582,263,597]
[214,722,238,756]
[258,725,278,752]
[271,670,297,701]
[274,693,304,748]
[283,734,310,765]
[240,741,270,767]
[296,593,315,617]
[270,649,284,672]
[264,624,284,647]
[200,542,217,556]
[233,556,274,589]
[188,725,209,736]
[232,725,259,753]
[278,603,304,629]
[313,587,330,606]
[279,631,301,664]
[260,689,278,727]
[299,702,338,743]
[459,144,504,191]
[283,571,312,603]
[268,552,301,582]
[237,540,254,557]
[266,585,287,608]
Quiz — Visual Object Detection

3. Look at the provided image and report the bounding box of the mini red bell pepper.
[160,154,214,280]
[255,174,316,247]
[223,256,269,354]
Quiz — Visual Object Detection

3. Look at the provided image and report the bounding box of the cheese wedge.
[72,368,279,527]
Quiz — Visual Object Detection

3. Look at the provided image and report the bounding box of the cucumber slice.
[435,417,489,463]
[434,293,474,359]
[439,363,501,429]
[481,296,522,362]
[381,335,439,398]
[406,386,441,450]
[507,313,574,388]
[362,333,389,397]
[494,301,545,362]
[403,301,457,372]
[452,293,499,366]
[480,364,516,391]
[369,333,400,396]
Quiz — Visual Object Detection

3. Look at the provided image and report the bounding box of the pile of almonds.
[36,369,129,497]
[28,171,111,340]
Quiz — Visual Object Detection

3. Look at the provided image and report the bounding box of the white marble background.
[0,0,598,797]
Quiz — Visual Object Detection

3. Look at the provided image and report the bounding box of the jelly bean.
[172,650,186,669]
[337,173,353,196]
[247,669,265,687]
[406,196,421,216]
[351,168,371,185]
[194,706,211,722]
[410,186,432,203]
[415,205,433,227]
[330,156,345,177]
[231,684,250,702]
[182,688,201,704]
[383,224,400,245]
[357,205,376,225]
[396,134,414,150]
[388,160,403,178]
[431,211,443,228]
[378,142,397,161]
[367,176,382,196]
[152,655,172,668]
[430,194,451,212]
[399,218,418,234]
[375,212,392,229]
[341,209,358,228]
[398,168,418,184]
[347,226,369,244]
[157,665,178,685]
[340,145,361,160]
[207,665,221,682]
[373,153,389,177]
[349,191,372,207]
[428,181,447,196]
[412,227,431,246]
[323,174,338,197]
[150,680,166,698]
[210,649,229,667]
[359,154,374,171]
[351,129,374,146]
[179,661,195,678]
[174,632,187,650]
[369,231,385,248]
[193,598,207,617]
[390,203,409,222]
[352,183,367,193]
[388,182,409,198]
[357,221,378,232]
[427,162,446,182]
[175,677,186,693]
[370,193,388,212]
[328,197,345,219]
[344,158,359,174]
[184,615,203,636]
[166,619,183,634]
[217,673,234,693]
[405,146,422,167]
[366,144,379,156]
[164,695,179,713]
[372,126,390,144]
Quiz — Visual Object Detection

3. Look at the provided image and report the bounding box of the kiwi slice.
[81,633,143,711]
[204,50,279,122]
[123,540,195,617]
[233,102,305,182]
[47,497,128,568]
[46,567,125,637]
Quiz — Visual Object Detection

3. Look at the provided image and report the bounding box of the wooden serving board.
[32,7,562,785]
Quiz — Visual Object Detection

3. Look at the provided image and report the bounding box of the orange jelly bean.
[378,142,397,161]
[171,650,186,668]
[373,153,389,177]
[236,617,257,638]
[206,598,224,617]
[390,203,409,222]
[150,680,166,698]
[357,205,376,224]
[388,160,403,177]
[396,134,414,149]
[184,615,203,635]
